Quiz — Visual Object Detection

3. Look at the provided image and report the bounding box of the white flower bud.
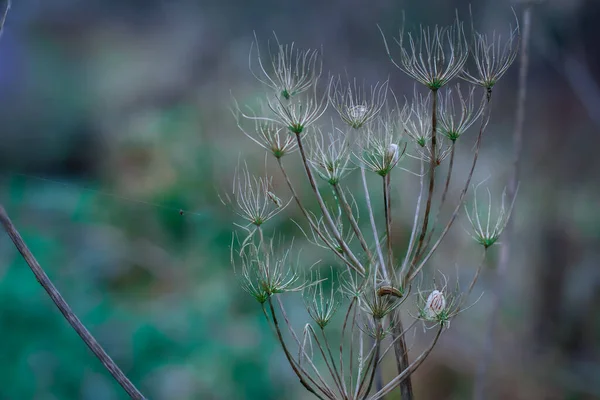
[425,290,446,320]
[387,143,400,165]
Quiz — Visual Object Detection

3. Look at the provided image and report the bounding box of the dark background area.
[0,0,599,399]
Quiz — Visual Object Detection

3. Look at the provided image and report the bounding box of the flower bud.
[387,143,400,165]
[425,290,446,320]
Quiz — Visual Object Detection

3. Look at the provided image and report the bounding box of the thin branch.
[268,298,329,400]
[334,184,373,261]
[0,205,145,400]
[295,134,366,275]
[369,324,444,400]
[423,142,456,250]
[474,5,532,399]
[383,174,394,274]
[410,88,439,272]
[408,90,491,283]
[277,158,359,274]
[360,167,389,281]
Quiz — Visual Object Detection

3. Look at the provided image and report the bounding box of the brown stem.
[334,184,373,262]
[295,134,365,275]
[423,142,456,250]
[0,206,145,400]
[372,324,444,399]
[408,91,492,283]
[267,298,328,400]
[360,323,383,400]
[391,316,413,400]
[411,88,439,272]
[277,158,358,273]
[383,174,393,273]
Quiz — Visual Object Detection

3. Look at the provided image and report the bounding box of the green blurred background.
[0,0,599,399]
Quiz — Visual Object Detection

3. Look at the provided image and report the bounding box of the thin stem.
[0,206,145,400]
[339,298,356,396]
[360,167,389,281]
[423,142,456,250]
[334,184,373,261]
[321,328,347,398]
[268,298,328,400]
[370,324,444,400]
[474,6,532,399]
[410,88,439,271]
[295,134,366,275]
[408,91,492,283]
[400,160,426,283]
[467,247,487,297]
[391,316,413,400]
[277,158,358,274]
[360,323,382,400]
[276,298,336,397]
[383,174,394,273]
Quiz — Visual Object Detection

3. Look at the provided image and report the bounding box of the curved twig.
[0,206,145,399]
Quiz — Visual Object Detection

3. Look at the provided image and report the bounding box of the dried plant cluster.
[226,12,519,400]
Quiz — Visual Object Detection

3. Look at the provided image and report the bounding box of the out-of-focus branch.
[474,4,533,399]
[0,206,145,400]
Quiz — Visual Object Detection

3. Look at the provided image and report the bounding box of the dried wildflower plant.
[226,10,519,399]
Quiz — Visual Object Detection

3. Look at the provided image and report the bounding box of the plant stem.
[423,142,456,250]
[360,168,388,282]
[295,134,365,275]
[411,88,439,272]
[408,90,491,283]
[391,317,413,400]
[0,206,145,400]
[474,5,532,399]
[383,174,394,274]
[371,324,444,400]
[268,298,327,400]
[277,158,358,274]
[334,184,373,262]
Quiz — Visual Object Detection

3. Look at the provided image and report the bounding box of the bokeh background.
[0,0,599,399]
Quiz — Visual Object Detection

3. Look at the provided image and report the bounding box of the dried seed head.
[404,89,432,147]
[267,90,328,135]
[329,77,388,129]
[250,32,322,99]
[461,14,519,94]
[234,239,308,303]
[308,125,353,185]
[304,269,339,329]
[465,184,516,248]
[220,164,289,228]
[234,110,299,158]
[381,14,469,91]
[355,119,406,177]
[438,84,485,142]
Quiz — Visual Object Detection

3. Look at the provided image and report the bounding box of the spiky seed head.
[250,32,322,99]
[461,18,520,93]
[329,77,388,129]
[381,14,469,91]
[304,270,339,329]
[438,84,485,142]
[220,165,289,228]
[308,125,353,185]
[465,185,515,248]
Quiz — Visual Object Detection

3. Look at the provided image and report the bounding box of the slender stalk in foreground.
[0,205,145,400]
[474,5,533,399]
